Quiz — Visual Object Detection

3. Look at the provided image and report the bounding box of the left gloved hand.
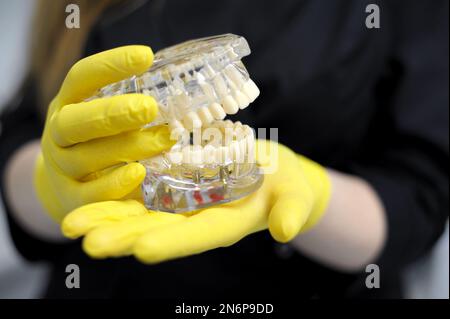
[62,140,331,263]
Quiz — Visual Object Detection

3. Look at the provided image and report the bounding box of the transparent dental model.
[89,34,263,213]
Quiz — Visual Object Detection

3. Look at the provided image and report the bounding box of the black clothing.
[1,0,448,299]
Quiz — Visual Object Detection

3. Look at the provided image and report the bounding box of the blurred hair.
[30,0,114,115]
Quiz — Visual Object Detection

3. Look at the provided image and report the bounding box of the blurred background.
[0,0,448,299]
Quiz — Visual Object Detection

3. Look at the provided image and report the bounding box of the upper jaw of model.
[89,34,263,212]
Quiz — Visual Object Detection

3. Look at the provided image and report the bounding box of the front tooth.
[221,95,239,114]
[220,146,231,163]
[200,82,217,100]
[239,138,247,163]
[191,146,203,165]
[230,141,241,163]
[214,147,223,164]
[203,145,216,164]
[233,90,250,109]
[197,107,214,125]
[224,65,244,86]
[213,75,229,97]
[183,111,202,130]
[208,103,226,120]
[167,151,183,165]
[242,79,260,102]
[182,146,192,164]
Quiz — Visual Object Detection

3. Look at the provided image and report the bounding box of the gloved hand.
[34,46,174,222]
[62,140,331,263]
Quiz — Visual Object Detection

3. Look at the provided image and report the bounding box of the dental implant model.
[89,34,263,213]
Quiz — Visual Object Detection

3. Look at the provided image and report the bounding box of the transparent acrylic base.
[141,158,263,213]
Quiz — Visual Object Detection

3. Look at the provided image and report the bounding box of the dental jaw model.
[89,34,263,213]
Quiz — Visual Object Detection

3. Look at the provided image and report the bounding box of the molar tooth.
[197,107,214,125]
[183,111,202,130]
[221,95,239,114]
[208,103,226,120]
[242,79,260,102]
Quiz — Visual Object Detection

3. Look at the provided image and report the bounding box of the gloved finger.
[50,94,158,146]
[268,185,314,243]
[133,196,268,264]
[80,162,146,203]
[83,212,186,258]
[62,199,148,239]
[49,125,173,179]
[58,45,153,104]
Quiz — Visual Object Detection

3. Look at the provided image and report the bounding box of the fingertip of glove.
[122,162,146,184]
[269,212,301,243]
[123,45,154,72]
[83,231,110,259]
[61,211,86,239]
[133,237,166,264]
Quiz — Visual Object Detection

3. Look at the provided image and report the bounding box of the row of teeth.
[158,64,260,132]
[166,120,255,165]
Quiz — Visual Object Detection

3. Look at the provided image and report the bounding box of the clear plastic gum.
[88,34,263,213]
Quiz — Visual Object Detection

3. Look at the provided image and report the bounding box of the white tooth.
[197,107,214,125]
[243,125,254,138]
[221,95,239,114]
[174,93,191,110]
[142,88,152,96]
[224,65,244,86]
[220,146,231,163]
[231,141,241,163]
[200,82,217,100]
[239,138,247,163]
[234,127,245,141]
[183,111,202,130]
[167,151,183,165]
[214,147,223,164]
[169,119,184,131]
[203,145,215,164]
[233,90,250,109]
[182,146,192,164]
[242,79,260,102]
[213,75,229,97]
[191,146,203,165]
[208,103,226,120]
[224,120,234,128]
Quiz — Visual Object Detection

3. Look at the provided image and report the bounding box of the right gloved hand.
[34,46,174,223]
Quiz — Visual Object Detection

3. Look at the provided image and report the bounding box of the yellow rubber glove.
[62,140,331,263]
[35,46,174,223]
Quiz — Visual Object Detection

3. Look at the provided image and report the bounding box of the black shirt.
[0,0,448,299]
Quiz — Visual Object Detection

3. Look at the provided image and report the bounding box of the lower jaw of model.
[89,34,263,213]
